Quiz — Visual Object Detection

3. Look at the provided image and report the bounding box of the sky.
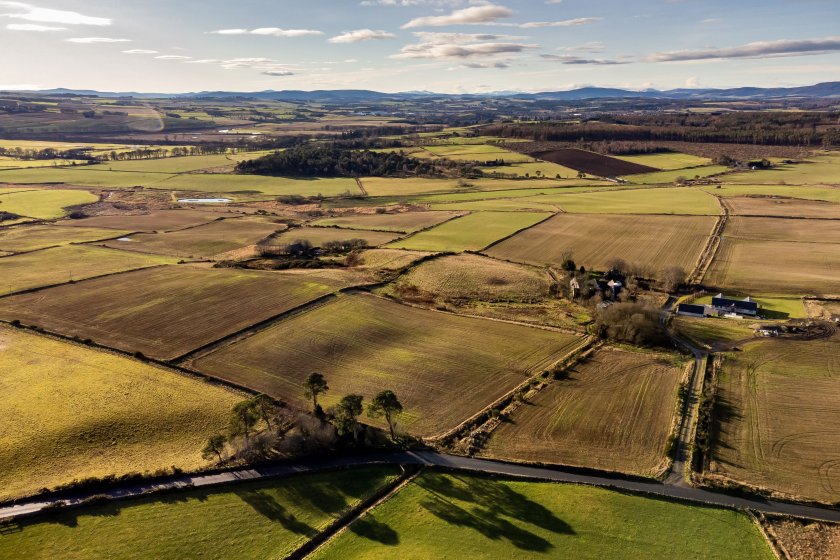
[1,0,839,93]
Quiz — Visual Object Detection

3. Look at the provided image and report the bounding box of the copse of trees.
[235,144,482,178]
[593,302,669,347]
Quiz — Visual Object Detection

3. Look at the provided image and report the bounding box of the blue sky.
[2,0,839,93]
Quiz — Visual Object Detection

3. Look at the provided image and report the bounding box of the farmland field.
[389,211,550,252]
[0,167,176,188]
[705,238,840,295]
[311,472,774,560]
[674,316,758,350]
[481,347,683,475]
[709,336,840,504]
[60,209,233,231]
[392,253,551,302]
[311,210,461,233]
[531,148,657,176]
[193,293,584,436]
[701,184,840,203]
[0,224,129,252]
[527,186,721,215]
[726,154,840,185]
[724,196,840,219]
[486,213,716,276]
[0,245,177,294]
[0,188,99,219]
[0,325,240,501]
[0,266,364,360]
[418,144,534,163]
[271,226,403,248]
[0,468,399,560]
[624,165,729,184]
[349,248,433,270]
[100,217,283,258]
[614,152,712,170]
[723,216,840,244]
[100,152,266,173]
[359,177,568,197]
[478,161,580,178]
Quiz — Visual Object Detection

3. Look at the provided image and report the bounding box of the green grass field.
[0,157,89,169]
[726,154,840,185]
[100,152,266,174]
[193,293,583,436]
[0,188,99,219]
[311,211,460,233]
[359,177,569,198]
[0,468,398,560]
[60,209,233,232]
[702,184,840,203]
[625,165,728,184]
[527,186,721,215]
[0,167,176,188]
[311,472,774,560]
[0,245,177,295]
[0,224,129,252]
[418,184,622,204]
[479,161,580,178]
[0,325,241,501]
[389,211,550,252]
[615,152,711,170]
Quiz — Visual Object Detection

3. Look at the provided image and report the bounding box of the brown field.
[311,211,461,233]
[763,516,840,560]
[705,238,840,295]
[60,209,232,232]
[392,253,551,302]
[709,336,840,504]
[724,216,840,244]
[349,248,433,270]
[0,266,365,360]
[486,213,716,277]
[725,197,840,219]
[192,293,584,436]
[530,148,658,177]
[270,226,403,248]
[0,224,129,252]
[100,217,283,258]
[481,346,683,476]
[0,245,177,294]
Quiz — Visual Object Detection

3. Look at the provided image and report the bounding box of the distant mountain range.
[12,82,840,102]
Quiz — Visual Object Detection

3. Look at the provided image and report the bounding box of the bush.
[593,302,669,347]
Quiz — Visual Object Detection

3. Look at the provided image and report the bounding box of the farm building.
[711,294,759,317]
[677,303,707,318]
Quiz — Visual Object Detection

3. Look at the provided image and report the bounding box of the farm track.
[688,196,729,285]
[4,451,840,525]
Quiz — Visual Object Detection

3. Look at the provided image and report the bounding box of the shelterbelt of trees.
[484,111,840,147]
[236,144,479,177]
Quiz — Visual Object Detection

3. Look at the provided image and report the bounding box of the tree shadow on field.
[349,515,399,545]
[416,473,574,552]
[286,481,350,515]
[237,490,318,537]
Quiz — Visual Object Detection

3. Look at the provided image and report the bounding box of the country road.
[3,451,840,524]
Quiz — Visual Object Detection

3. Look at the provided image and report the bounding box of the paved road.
[3,451,840,524]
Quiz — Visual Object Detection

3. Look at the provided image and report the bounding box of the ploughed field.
[709,335,840,504]
[310,472,775,560]
[529,148,658,177]
[0,325,240,501]
[0,266,366,361]
[61,209,237,232]
[486,213,716,279]
[480,346,684,476]
[311,210,461,233]
[0,224,130,253]
[724,196,840,219]
[192,293,584,436]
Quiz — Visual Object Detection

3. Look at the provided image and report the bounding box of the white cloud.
[394,37,535,59]
[6,22,63,31]
[122,49,158,54]
[362,0,463,5]
[155,54,192,60]
[649,37,840,62]
[558,41,605,53]
[541,54,629,65]
[685,76,700,87]
[208,27,322,37]
[329,29,396,43]
[66,37,130,43]
[262,70,295,76]
[0,2,110,26]
[403,4,513,28]
[519,17,601,28]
